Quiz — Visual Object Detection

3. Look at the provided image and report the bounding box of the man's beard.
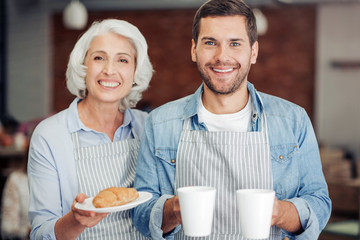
[197,61,249,95]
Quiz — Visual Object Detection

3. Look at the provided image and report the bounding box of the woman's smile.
[98,80,121,88]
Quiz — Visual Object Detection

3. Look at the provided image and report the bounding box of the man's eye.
[231,42,240,47]
[205,41,215,46]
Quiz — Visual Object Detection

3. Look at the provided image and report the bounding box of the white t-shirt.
[198,95,252,132]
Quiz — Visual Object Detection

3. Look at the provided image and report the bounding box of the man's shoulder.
[149,94,194,124]
[258,92,306,118]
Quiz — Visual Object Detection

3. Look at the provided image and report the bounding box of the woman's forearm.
[54,211,86,240]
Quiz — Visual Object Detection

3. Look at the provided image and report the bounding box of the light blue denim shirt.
[28,98,148,240]
[132,82,331,240]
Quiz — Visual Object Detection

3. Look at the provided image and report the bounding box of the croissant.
[93,187,139,208]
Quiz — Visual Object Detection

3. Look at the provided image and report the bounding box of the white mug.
[236,189,275,239]
[177,186,216,237]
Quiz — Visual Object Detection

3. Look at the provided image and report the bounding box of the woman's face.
[84,32,136,105]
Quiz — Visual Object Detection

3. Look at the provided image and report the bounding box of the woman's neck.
[78,99,124,141]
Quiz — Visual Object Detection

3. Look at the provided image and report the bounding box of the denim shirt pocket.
[271,143,299,200]
[155,148,177,193]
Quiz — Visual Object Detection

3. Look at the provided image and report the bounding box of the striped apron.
[174,111,281,240]
[72,131,148,240]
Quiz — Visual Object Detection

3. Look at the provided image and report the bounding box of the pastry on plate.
[93,187,139,208]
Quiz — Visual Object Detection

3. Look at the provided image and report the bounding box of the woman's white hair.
[66,19,153,111]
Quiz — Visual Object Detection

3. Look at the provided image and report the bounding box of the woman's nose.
[103,61,115,75]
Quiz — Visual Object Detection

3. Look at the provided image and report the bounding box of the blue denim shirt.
[132,82,331,240]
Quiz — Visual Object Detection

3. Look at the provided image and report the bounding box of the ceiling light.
[63,0,88,30]
[253,8,268,36]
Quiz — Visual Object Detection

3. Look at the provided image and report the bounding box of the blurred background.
[0,0,360,239]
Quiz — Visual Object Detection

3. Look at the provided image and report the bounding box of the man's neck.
[201,83,249,115]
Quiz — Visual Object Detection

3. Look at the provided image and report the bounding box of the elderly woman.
[28,19,153,239]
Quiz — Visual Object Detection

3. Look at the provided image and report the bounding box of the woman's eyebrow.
[88,50,132,57]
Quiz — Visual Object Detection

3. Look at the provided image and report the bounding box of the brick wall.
[52,6,316,119]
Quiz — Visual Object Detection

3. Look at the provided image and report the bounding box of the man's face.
[191,16,258,95]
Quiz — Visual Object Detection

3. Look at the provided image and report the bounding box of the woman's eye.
[119,59,128,63]
[94,56,103,61]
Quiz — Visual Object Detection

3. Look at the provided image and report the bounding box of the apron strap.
[72,132,80,161]
[72,132,80,149]
[182,117,192,131]
[256,93,269,142]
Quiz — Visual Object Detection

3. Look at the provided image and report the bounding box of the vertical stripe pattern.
[73,132,149,240]
[174,113,281,240]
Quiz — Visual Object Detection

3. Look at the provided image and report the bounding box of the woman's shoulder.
[31,109,70,140]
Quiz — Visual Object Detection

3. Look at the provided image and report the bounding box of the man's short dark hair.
[192,0,258,46]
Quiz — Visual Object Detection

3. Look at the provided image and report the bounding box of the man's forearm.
[161,197,181,234]
[272,199,302,233]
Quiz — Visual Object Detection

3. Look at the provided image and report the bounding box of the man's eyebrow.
[200,37,246,43]
[229,38,246,42]
[200,37,217,41]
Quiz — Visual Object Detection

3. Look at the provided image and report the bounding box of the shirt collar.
[182,85,203,120]
[183,82,264,120]
[247,81,263,124]
[67,98,82,133]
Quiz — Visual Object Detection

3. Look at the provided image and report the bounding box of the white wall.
[315,3,360,157]
[6,0,52,122]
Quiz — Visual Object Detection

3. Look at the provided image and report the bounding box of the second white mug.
[236,189,275,239]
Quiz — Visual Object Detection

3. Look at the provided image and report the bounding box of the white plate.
[75,191,152,213]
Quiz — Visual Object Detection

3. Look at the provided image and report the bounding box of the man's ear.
[251,41,259,64]
[191,39,197,63]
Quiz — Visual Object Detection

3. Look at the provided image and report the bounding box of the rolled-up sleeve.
[149,194,181,240]
[284,109,331,239]
[132,115,181,239]
[285,197,321,239]
[132,115,159,237]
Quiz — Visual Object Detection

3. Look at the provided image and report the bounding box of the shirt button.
[279,155,284,160]
[171,159,175,163]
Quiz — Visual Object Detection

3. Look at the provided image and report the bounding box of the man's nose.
[214,45,230,63]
